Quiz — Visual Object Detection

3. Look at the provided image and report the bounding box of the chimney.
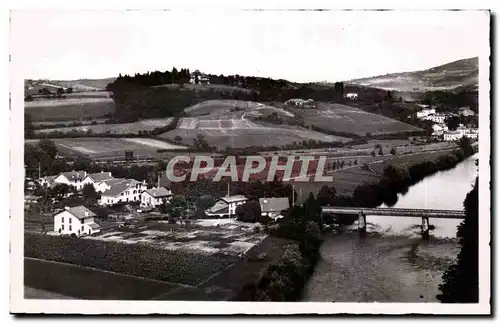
[84,211,89,217]
[109,172,112,177]
[101,170,104,173]
[64,206,70,211]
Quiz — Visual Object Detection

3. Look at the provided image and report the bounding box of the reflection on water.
[303,154,478,302]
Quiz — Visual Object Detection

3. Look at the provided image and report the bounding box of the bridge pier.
[421,216,430,239]
[358,211,367,235]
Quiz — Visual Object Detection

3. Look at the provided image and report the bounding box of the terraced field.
[161,100,350,149]
[25,97,115,121]
[291,103,422,136]
[36,118,174,135]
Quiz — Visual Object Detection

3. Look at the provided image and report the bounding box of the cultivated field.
[161,100,351,149]
[291,103,422,136]
[25,97,115,121]
[27,138,187,159]
[36,118,174,135]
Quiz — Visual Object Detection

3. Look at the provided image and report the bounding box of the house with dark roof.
[81,171,114,191]
[52,170,88,190]
[141,187,172,208]
[98,179,147,206]
[189,69,210,85]
[53,205,100,237]
[205,195,248,218]
[259,197,290,220]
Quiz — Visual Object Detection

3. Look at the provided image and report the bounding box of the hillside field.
[291,103,422,136]
[25,97,115,122]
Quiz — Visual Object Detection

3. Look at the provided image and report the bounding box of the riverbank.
[303,153,477,302]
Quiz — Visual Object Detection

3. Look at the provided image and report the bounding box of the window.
[69,225,72,231]
[69,218,72,224]
[61,217,64,223]
[81,226,84,232]
[81,219,84,224]
[62,224,65,230]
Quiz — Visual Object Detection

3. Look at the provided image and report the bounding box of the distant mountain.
[346,57,478,93]
[25,78,116,93]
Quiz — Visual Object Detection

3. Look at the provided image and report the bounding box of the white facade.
[53,208,100,237]
[81,172,114,191]
[432,123,448,133]
[205,195,248,218]
[345,93,358,100]
[443,128,478,141]
[423,113,446,124]
[458,107,476,117]
[141,188,172,208]
[99,180,148,206]
[416,108,436,119]
[52,171,87,190]
[189,70,210,85]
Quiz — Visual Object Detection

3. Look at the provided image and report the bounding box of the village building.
[423,113,447,124]
[345,93,359,100]
[285,98,316,108]
[259,197,290,220]
[98,179,148,206]
[53,205,100,237]
[39,175,57,188]
[81,171,114,191]
[189,70,210,85]
[416,108,436,119]
[458,106,476,117]
[205,195,248,218]
[47,171,87,190]
[443,127,479,141]
[141,187,172,208]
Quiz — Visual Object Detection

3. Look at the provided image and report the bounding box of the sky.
[10,10,489,83]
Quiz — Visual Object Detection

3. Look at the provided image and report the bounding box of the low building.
[443,127,479,141]
[285,98,316,108]
[458,106,476,117]
[99,179,148,206]
[205,195,248,218]
[53,206,100,237]
[39,175,57,188]
[141,187,172,208]
[51,171,88,191]
[416,108,436,119]
[259,197,290,220]
[81,171,114,191]
[432,123,448,134]
[189,69,210,85]
[423,113,447,124]
[345,93,358,100]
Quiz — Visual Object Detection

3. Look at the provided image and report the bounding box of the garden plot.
[85,221,267,257]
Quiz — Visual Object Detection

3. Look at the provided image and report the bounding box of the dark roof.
[86,172,114,182]
[221,195,248,203]
[60,171,86,181]
[144,187,171,198]
[58,206,96,220]
[88,222,100,229]
[259,197,290,213]
[206,207,229,215]
[101,179,143,198]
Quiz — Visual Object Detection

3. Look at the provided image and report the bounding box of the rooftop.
[60,171,87,180]
[58,205,96,220]
[259,197,290,213]
[101,179,144,198]
[221,195,248,203]
[144,187,171,198]
[86,171,114,182]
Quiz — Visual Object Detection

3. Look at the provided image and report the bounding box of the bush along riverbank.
[236,194,323,301]
[349,138,476,209]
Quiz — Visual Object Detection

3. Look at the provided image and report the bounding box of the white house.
[259,197,290,220]
[416,108,436,119]
[458,106,476,117]
[51,171,88,190]
[81,171,114,191]
[431,123,449,136]
[94,178,126,193]
[141,187,172,208]
[423,113,447,124]
[205,195,248,218]
[443,127,478,141]
[443,131,463,141]
[99,179,148,206]
[53,205,100,237]
[189,70,210,85]
[39,175,57,188]
[285,98,315,108]
[345,93,358,100]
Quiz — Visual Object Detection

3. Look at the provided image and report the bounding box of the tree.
[174,135,183,144]
[235,200,262,223]
[82,183,98,200]
[445,116,461,131]
[37,139,58,160]
[378,147,384,156]
[317,185,336,206]
[67,87,73,94]
[437,178,478,303]
[459,137,474,157]
[390,147,397,155]
[51,183,71,199]
[371,150,376,157]
[25,114,35,138]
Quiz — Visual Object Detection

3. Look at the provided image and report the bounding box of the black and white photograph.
[9,7,491,315]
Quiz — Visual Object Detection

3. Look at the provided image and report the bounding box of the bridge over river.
[321,206,465,237]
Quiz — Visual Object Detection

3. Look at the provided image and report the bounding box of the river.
[303,154,478,302]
